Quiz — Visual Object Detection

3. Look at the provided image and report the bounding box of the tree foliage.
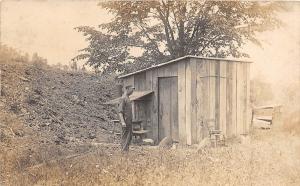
[74,1,284,73]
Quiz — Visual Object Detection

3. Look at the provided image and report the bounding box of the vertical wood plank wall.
[196,61,209,142]
[133,63,180,143]
[226,62,237,137]
[134,73,146,121]
[246,64,251,133]
[122,58,251,144]
[185,60,192,145]
[178,61,187,143]
[195,60,250,141]
[190,59,197,144]
[219,61,227,135]
[145,70,153,138]
[151,69,159,143]
[209,61,217,133]
[123,76,134,88]
[236,63,245,134]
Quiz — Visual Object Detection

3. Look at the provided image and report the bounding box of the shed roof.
[118,55,252,79]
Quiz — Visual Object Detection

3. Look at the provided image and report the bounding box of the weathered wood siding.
[132,62,180,143]
[219,61,227,136]
[121,57,251,145]
[196,60,210,142]
[226,62,237,137]
[178,60,187,144]
[194,59,250,142]
[133,73,146,121]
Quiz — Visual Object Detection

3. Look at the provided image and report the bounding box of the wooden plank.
[171,77,179,141]
[170,63,178,76]
[242,63,247,134]
[158,77,171,140]
[151,69,159,143]
[215,61,220,130]
[178,60,186,144]
[134,72,146,91]
[236,63,244,135]
[123,76,134,91]
[157,63,178,77]
[219,61,227,136]
[157,64,166,77]
[196,61,203,142]
[190,58,197,144]
[226,62,236,137]
[196,60,209,142]
[232,63,237,136]
[133,72,147,122]
[185,59,192,145]
[145,70,153,90]
[145,70,153,138]
[209,61,216,131]
[245,63,251,133]
[246,63,251,133]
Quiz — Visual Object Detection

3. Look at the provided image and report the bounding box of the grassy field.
[2,126,299,186]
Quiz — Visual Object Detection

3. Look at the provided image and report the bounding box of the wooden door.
[158,77,179,141]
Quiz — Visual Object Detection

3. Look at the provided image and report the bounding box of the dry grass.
[282,110,300,135]
[2,128,300,186]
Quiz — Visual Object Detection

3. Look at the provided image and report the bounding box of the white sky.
[2,0,111,66]
[1,0,300,92]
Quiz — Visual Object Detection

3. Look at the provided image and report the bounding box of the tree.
[74,1,285,74]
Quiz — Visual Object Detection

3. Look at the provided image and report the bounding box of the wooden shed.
[118,55,252,145]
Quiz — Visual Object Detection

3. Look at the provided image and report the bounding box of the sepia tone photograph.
[0,0,299,185]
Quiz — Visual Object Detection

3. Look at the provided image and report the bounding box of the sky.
[1,0,300,94]
[1,0,111,66]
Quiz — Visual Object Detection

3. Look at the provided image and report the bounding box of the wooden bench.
[111,119,150,140]
[132,120,150,140]
[252,105,282,126]
[133,129,150,139]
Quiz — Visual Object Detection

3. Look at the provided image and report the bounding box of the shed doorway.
[158,77,179,142]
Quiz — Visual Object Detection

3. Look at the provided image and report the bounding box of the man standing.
[118,85,135,151]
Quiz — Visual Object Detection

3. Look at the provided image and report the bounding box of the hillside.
[0,60,120,183]
[1,61,118,145]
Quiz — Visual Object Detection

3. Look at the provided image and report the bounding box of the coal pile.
[0,61,119,147]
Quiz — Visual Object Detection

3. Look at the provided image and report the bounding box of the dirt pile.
[0,61,119,147]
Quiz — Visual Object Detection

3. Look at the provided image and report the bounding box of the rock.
[25,69,31,75]
[19,76,30,82]
[9,103,20,114]
[240,134,251,145]
[0,130,11,143]
[14,129,24,137]
[158,136,173,149]
[171,143,177,149]
[40,122,50,127]
[142,138,154,146]
[196,137,211,152]
[89,133,96,139]
[34,88,42,95]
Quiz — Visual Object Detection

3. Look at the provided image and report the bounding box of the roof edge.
[119,55,253,79]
